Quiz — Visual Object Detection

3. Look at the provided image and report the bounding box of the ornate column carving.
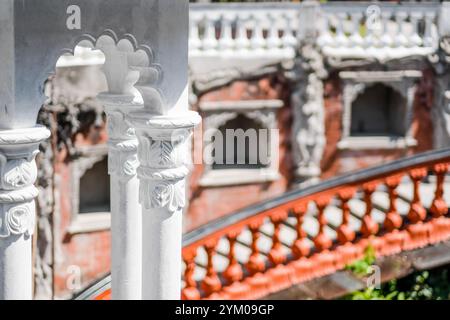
[129,110,200,299]
[98,93,142,300]
[0,126,50,299]
[432,36,450,148]
[288,4,327,187]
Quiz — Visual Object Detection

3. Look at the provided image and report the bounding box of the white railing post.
[124,0,200,300]
[0,126,50,299]
[98,93,142,300]
[129,110,200,300]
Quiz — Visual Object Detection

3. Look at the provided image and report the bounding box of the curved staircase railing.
[76,148,450,300]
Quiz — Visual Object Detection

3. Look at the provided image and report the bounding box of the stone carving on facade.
[191,65,279,96]
[34,111,55,300]
[287,38,327,187]
[431,36,450,149]
[33,65,110,298]
[291,73,326,186]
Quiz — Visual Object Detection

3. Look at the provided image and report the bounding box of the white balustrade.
[317,3,440,61]
[188,3,300,76]
[189,2,442,75]
[189,5,299,59]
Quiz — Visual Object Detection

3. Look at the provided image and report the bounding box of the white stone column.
[0,126,50,300]
[129,109,201,300]
[98,93,142,300]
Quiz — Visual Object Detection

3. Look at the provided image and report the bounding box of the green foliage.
[343,245,450,300]
[343,266,450,300]
[345,244,376,277]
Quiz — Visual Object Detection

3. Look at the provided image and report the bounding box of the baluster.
[380,11,393,47]
[292,203,310,259]
[181,249,200,300]
[266,13,281,50]
[337,189,356,244]
[407,168,427,224]
[409,12,423,47]
[429,162,450,244]
[223,231,243,285]
[361,182,379,237]
[268,211,288,266]
[348,12,364,47]
[317,13,333,47]
[383,175,403,231]
[189,15,202,52]
[394,11,409,47]
[201,240,222,296]
[218,14,234,51]
[335,12,348,47]
[431,163,449,218]
[245,220,265,275]
[404,167,431,250]
[423,12,436,47]
[235,15,250,51]
[281,12,297,49]
[202,16,218,51]
[314,197,332,251]
[250,15,265,51]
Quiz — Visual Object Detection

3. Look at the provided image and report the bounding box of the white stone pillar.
[0,126,50,300]
[129,109,201,300]
[98,93,142,300]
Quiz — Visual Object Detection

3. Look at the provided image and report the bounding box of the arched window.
[213,114,268,170]
[351,83,406,137]
[79,156,110,214]
[199,100,282,186]
[338,71,420,150]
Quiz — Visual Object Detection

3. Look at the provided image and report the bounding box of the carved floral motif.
[0,203,35,238]
[0,127,49,241]
[131,111,201,214]
[0,153,38,190]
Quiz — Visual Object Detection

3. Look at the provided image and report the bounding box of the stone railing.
[189,2,445,70]
[188,3,300,76]
[319,2,441,61]
[189,3,299,59]
[77,149,450,300]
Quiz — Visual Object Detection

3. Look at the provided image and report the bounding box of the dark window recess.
[79,157,111,214]
[351,83,406,137]
[213,114,270,170]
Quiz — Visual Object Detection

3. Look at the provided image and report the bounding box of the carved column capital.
[0,126,50,239]
[98,93,142,181]
[129,111,201,213]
